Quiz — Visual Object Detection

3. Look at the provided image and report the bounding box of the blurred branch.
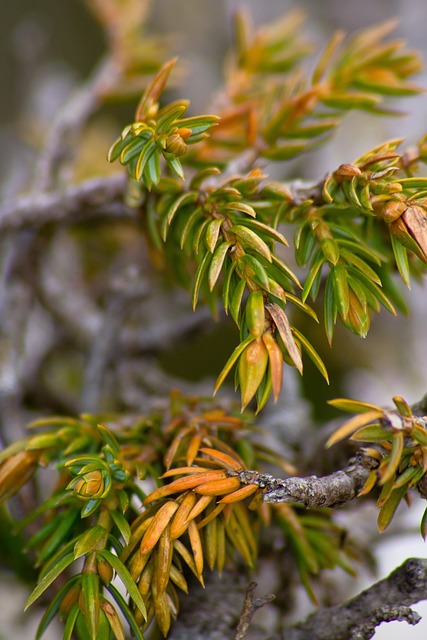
[0,174,132,233]
[0,275,36,442]
[121,305,213,353]
[80,268,151,412]
[81,295,128,412]
[34,57,122,191]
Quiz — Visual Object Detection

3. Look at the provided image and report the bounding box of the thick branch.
[235,452,376,508]
[284,558,427,640]
[167,558,427,640]
[0,174,132,233]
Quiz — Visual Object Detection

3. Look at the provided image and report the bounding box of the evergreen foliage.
[1,4,427,639]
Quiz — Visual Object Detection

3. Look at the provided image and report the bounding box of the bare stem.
[235,582,275,640]
[234,451,376,508]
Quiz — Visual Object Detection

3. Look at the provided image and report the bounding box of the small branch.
[235,452,376,508]
[0,174,132,233]
[235,582,275,640]
[284,558,427,640]
[0,169,328,237]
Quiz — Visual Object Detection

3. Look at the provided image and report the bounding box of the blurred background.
[1,1,427,638]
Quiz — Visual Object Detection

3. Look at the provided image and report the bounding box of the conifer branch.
[2,5,427,639]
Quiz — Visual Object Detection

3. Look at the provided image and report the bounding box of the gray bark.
[167,559,427,640]
[285,558,427,640]
[234,452,376,509]
[0,174,131,233]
